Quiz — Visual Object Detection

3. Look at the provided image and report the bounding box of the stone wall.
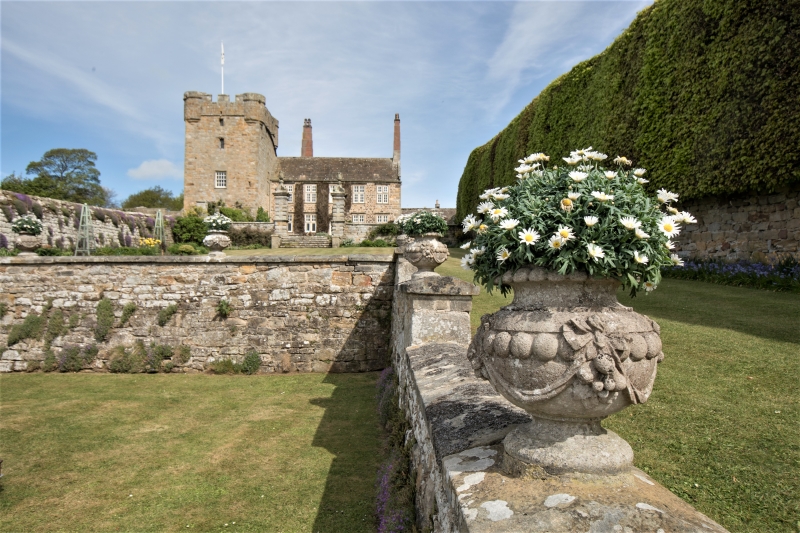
[0,254,394,373]
[674,186,799,261]
[0,190,174,251]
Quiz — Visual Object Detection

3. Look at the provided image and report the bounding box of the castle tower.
[183,92,280,214]
[301,118,313,157]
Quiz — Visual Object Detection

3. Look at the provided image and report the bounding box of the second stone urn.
[402,233,449,278]
[14,233,41,257]
[467,265,664,477]
[203,230,231,257]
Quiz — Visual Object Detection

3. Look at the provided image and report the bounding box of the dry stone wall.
[674,187,799,261]
[0,255,393,373]
[0,190,175,251]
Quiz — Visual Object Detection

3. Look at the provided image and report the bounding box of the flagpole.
[221,42,225,94]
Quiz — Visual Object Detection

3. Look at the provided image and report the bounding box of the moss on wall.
[457,0,800,219]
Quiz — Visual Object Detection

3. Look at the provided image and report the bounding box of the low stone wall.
[675,186,799,261]
[0,190,175,251]
[390,255,729,531]
[0,254,394,373]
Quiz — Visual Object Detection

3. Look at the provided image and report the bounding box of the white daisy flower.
[634,228,650,239]
[667,206,680,215]
[491,193,509,201]
[479,187,500,200]
[604,171,617,179]
[470,246,486,256]
[462,214,478,231]
[658,216,681,237]
[620,216,641,230]
[584,215,599,227]
[569,171,588,182]
[677,211,697,224]
[496,247,511,263]
[518,228,540,246]
[568,192,581,201]
[592,191,614,202]
[477,202,493,214]
[637,177,649,184]
[530,170,544,177]
[514,163,532,174]
[489,207,508,221]
[500,218,520,230]
[572,147,593,158]
[613,156,632,166]
[477,224,488,234]
[560,198,574,212]
[460,241,471,250]
[633,168,647,177]
[670,253,684,266]
[460,254,475,270]
[665,240,675,250]
[586,151,608,161]
[586,243,605,260]
[563,156,581,165]
[548,235,566,250]
[527,153,549,163]
[644,281,657,292]
[633,251,649,264]
[656,188,679,204]
[557,226,575,241]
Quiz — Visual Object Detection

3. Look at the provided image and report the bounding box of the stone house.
[182,92,402,244]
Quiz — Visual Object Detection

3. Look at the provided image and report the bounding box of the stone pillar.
[400,276,479,348]
[330,182,346,248]
[272,185,290,249]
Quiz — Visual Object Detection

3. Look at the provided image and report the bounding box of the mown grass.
[443,249,799,533]
[0,373,381,533]
[224,246,394,257]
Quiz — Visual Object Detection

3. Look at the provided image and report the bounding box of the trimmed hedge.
[457,0,800,220]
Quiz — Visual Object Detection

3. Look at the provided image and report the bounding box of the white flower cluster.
[11,214,43,235]
[204,213,233,230]
[460,149,697,295]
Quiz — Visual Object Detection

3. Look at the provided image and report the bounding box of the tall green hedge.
[457,0,800,219]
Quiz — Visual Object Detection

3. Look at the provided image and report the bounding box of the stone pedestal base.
[271,235,282,249]
[503,417,633,477]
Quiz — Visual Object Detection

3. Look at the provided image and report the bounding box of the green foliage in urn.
[204,212,232,231]
[11,214,43,235]
[461,150,695,296]
[456,0,800,219]
[396,211,447,236]
[157,304,178,327]
[94,298,115,342]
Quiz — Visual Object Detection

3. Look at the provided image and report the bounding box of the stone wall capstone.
[0,254,394,373]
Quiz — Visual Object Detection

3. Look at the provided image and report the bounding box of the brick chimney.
[393,113,400,163]
[301,118,313,157]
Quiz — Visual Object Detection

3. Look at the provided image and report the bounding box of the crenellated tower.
[183,92,280,214]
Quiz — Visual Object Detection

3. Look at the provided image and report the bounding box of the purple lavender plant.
[13,193,33,208]
[145,216,155,229]
[124,234,132,247]
[1,205,14,222]
[0,233,8,249]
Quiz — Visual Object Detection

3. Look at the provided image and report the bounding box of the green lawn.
[0,373,381,533]
[224,246,394,257]
[444,248,799,533]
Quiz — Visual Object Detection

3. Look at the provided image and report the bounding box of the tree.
[121,186,183,210]
[0,148,114,206]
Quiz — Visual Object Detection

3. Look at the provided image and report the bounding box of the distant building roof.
[278,157,398,183]
[402,207,458,224]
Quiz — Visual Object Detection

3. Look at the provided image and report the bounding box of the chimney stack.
[301,118,313,157]
[393,114,400,163]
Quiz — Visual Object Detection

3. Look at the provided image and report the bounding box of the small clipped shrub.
[119,302,136,327]
[93,209,107,222]
[368,222,400,240]
[1,204,15,222]
[58,345,98,372]
[256,207,270,222]
[68,312,81,329]
[12,197,28,216]
[228,225,272,247]
[208,358,238,374]
[0,302,7,318]
[173,213,208,244]
[216,299,232,318]
[25,360,41,372]
[157,304,178,326]
[240,351,261,375]
[144,343,173,373]
[173,345,191,365]
[32,202,44,220]
[167,242,207,255]
[42,350,58,372]
[0,234,8,250]
[7,312,45,346]
[95,298,114,342]
[108,343,146,373]
[44,308,66,348]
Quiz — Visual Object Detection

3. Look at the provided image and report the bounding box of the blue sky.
[1,1,651,208]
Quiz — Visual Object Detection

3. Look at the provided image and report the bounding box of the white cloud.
[127,159,182,180]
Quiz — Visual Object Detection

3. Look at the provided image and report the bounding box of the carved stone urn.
[467,265,664,476]
[403,233,449,278]
[203,230,231,257]
[14,233,41,256]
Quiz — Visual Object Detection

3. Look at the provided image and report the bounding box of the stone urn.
[203,230,231,257]
[14,233,41,256]
[467,265,664,476]
[403,233,449,278]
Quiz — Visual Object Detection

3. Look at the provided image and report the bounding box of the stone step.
[279,235,332,248]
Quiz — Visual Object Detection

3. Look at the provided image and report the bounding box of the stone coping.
[0,254,396,265]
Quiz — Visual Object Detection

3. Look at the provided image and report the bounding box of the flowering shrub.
[461,149,695,295]
[204,213,232,231]
[138,237,161,247]
[11,214,44,235]
[663,257,800,292]
[395,211,448,236]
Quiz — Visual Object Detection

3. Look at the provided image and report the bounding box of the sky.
[1,0,651,209]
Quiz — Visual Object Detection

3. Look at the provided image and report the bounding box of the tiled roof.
[278,157,399,183]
